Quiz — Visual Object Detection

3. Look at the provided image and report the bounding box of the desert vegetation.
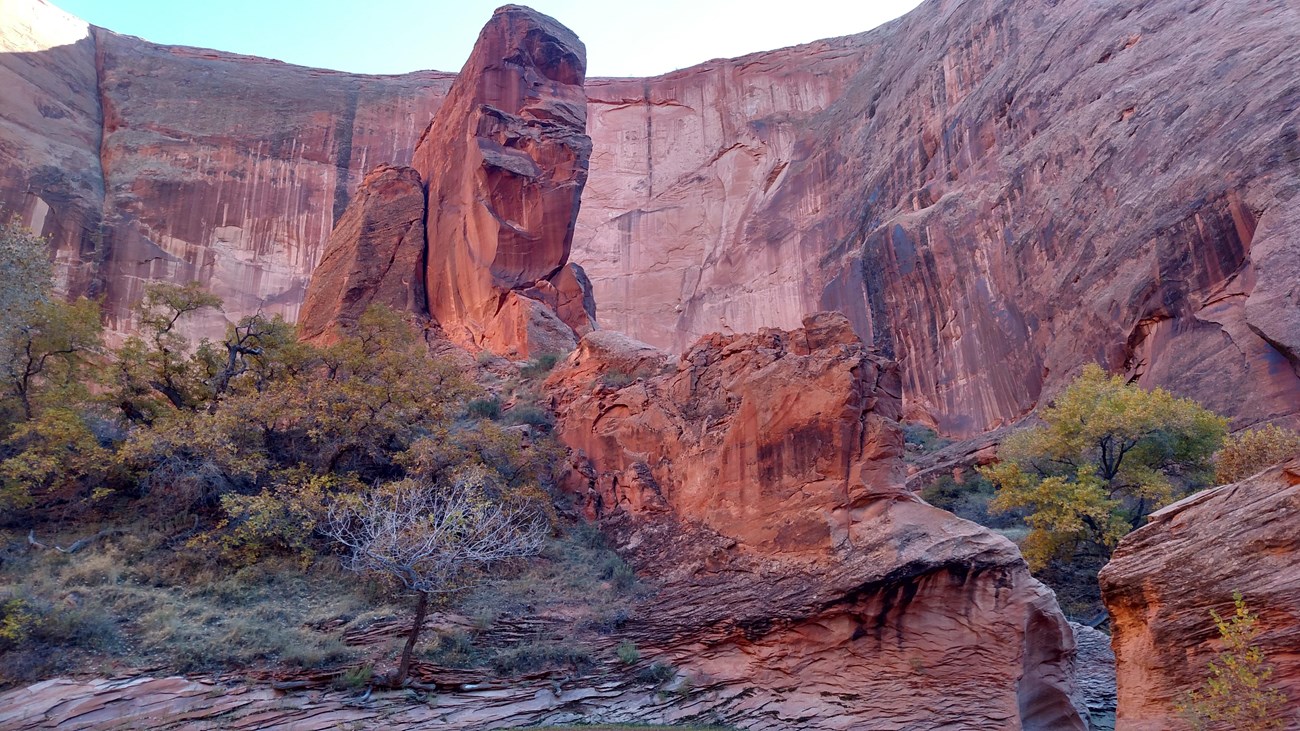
[1178,592,1290,730]
[918,364,1299,619]
[0,221,637,689]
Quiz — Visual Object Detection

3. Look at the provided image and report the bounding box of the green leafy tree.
[982,364,1226,569]
[0,298,103,421]
[1216,424,1300,485]
[111,282,223,417]
[1178,592,1289,731]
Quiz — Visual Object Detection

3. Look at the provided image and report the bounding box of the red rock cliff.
[3,0,1298,431]
[544,313,1087,729]
[412,5,592,357]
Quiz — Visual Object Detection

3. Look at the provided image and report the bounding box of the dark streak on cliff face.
[331,83,359,225]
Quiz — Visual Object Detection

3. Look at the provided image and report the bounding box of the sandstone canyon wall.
[0,0,454,340]
[3,0,1299,432]
[1099,458,1300,731]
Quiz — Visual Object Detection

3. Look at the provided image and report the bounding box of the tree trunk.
[395,590,430,686]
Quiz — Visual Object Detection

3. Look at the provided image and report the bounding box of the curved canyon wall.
[2,0,1298,433]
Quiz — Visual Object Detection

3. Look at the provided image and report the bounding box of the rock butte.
[298,164,428,344]
[3,0,1298,432]
[1100,458,1300,731]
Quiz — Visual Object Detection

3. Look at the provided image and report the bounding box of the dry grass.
[0,520,648,686]
[0,523,401,683]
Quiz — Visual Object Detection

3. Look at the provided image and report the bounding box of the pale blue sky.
[54,0,923,77]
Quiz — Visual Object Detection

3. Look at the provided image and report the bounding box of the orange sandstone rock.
[546,313,1088,729]
[298,164,427,344]
[413,5,592,357]
[1099,458,1300,731]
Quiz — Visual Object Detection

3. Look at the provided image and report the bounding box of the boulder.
[1099,458,1300,730]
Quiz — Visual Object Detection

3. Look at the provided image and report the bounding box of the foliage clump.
[981,364,1225,570]
[1215,424,1300,485]
[1178,592,1290,731]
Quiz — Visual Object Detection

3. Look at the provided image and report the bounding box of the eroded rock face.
[298,164,427,344]
[413,5,592,357]
[545,313,1086,729]
[1098,458,1300,731]
[4,0,1297,430]
[0,0,103,300]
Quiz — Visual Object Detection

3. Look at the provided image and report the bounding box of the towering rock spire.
[414,4,594,356]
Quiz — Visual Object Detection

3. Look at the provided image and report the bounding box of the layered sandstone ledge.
[544,313,1087,729]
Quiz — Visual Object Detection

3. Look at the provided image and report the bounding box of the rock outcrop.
[412,4,592,357]
[297,164,427,344]
[544,313,1086,729]
[4,0,1298,429]
[1099,458,1300,730]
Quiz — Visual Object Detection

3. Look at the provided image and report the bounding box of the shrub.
[903,423,950,457]
[467,397,502,420]
[600,369,636,389]
[616,640,640,665]
[598,554,637,592]
[981,364,1225,570]
[520,353,562,379]
[920,472,1023,529]
[637,661,676,684]
[490,641,591,675]
[333,664,373,691]
[0,597,39,647]
[1216,424,1300,485]
[1177,592,1289,730]
[505,405,555,430]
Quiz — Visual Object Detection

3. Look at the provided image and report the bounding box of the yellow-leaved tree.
[981,364,1225,570]
[1215,424,1300,485]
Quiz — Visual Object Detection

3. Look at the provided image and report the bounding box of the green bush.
[333,664,373,690]
[920,472,1023,530]
[505,405,555,430]
[467,397,503,420]
[903,423,950,458]
[1216,424,1300,484]
[1178,592,1289,730]
[616,640,640,664]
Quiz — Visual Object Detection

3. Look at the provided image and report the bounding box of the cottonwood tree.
[326,466,548,685]
[981,364,1226,570]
